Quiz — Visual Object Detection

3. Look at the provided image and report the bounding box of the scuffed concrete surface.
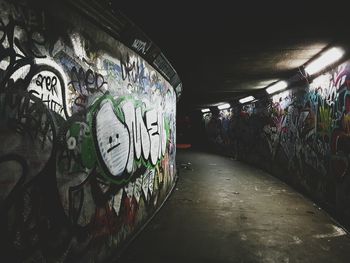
[119,149,350,263]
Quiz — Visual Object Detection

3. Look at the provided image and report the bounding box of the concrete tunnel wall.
[0,0,177,261]
[200,60,350,229]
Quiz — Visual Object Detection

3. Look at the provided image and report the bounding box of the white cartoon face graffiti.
[95,99,130,177]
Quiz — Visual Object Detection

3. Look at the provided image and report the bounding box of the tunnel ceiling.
[112,1,350,114]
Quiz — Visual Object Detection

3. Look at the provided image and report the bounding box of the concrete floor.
[118,149,350,263]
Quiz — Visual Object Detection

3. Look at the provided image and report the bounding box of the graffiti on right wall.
[202,61,350,225]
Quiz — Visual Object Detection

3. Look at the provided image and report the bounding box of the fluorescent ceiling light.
[201,108,210,113]
[217,103,231,110]
[239,96,255,104]
[266,81,288,94]
[304,47,344,75]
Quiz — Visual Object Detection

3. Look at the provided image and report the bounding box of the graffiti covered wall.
[0,0,177,261]
[202,61,350,227]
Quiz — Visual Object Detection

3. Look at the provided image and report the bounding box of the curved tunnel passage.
[1,0,350,262]
[119,149,350,263]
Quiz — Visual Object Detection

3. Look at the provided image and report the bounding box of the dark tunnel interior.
[1,0,350,262]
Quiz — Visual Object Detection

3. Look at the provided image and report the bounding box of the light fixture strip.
[304,47,344,75]
[217,103,231,110]
[201,108,210,113]
[239,96,255,104]
[266,81,288,94]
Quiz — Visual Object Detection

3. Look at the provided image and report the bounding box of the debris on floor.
[313,203,322,210]
[180,162,193,170]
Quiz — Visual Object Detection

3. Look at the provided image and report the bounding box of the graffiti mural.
[0,0,177,262]
[202,61,350,226]
[203,109,236,153]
